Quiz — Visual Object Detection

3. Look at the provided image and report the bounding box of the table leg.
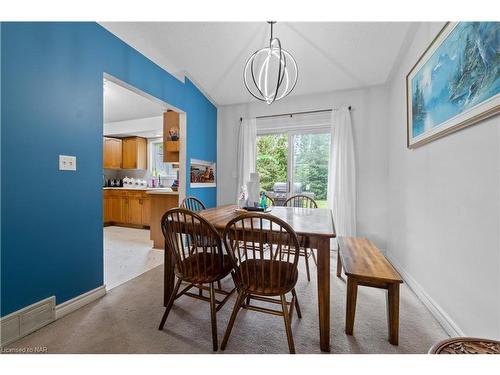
[163,240,174,307]
[386,283,400,345]
[316,237,331,352]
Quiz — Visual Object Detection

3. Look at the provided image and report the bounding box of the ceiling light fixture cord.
[243,21,298,105]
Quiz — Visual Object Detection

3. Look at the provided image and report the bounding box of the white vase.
[246,173,260,207]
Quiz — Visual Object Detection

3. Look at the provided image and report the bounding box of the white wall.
[217,86,390,248]
[386,22,500,339]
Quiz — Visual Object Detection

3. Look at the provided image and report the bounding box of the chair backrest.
[161,208,225,281]
[181,196,206,212]
[284,194,318,208]
[262,192,275,207]
[223,213,301,292]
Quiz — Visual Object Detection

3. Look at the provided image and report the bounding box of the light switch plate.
[59,155,77,171]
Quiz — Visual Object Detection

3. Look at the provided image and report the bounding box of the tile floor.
[104,226,163,290]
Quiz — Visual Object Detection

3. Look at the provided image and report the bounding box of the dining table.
[162,204,336,352]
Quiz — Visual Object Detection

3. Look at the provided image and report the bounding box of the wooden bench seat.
[337,237,403,345]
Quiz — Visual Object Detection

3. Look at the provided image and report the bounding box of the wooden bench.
[337,237,403,345]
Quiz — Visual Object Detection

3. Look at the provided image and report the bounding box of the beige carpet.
[7,251,448,354]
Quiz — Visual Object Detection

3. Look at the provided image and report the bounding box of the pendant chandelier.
[244,21,298,104]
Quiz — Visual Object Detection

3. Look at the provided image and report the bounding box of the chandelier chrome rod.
[269,21,276,40]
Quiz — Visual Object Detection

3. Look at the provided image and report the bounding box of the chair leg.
[159,278,182,330]
[280,294,296,354]
[221,290,246,351]
[304,248,311,282]
[291,288,302,319]
[217,280,222,290]
[310,248,317,266]
[209,282,218,351]
[289,293,295,325]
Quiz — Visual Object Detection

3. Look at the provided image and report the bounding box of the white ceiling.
[103,78,165,123]
[100,22,413,106]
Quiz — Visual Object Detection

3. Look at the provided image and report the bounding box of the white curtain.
[236,118,257,200]
[327,107,356,238]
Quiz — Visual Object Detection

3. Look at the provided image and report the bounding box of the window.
[149,138,178,177]
[255,113,331,208]
[256,133,288,193]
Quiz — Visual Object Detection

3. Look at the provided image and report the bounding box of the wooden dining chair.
[283,195,318,281]
[180,196,224,291]
[221,213,302,354]
[180,196,206,212]
[284,194,318,208]
[158,208,235,351]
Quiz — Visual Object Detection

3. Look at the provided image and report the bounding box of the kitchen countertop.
[103,187,178,195]
[145,189,179,195]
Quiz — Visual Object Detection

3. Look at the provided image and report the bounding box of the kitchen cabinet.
[122,137,147,169]
[103,194,112,223]
[127,194,143,226]
[103,189,152,228]
[148,192,180,248]
[163,111,180,163]
[109,195,126,223]
[103,137,122,169]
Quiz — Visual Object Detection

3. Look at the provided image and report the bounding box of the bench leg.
[336,249,342,278]
[386,283,400,345]
[345,277,358,335]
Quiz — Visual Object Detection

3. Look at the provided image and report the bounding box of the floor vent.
[1,297,56,347]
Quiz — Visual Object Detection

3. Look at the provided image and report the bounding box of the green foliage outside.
[256,132,330,202]
[256,134,288,193]
[292,133,330,200]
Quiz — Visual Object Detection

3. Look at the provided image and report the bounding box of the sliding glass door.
[291,131,330,208]
[256,129,330,207]
[256,133,288,205]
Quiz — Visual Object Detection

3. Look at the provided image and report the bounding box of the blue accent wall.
[0,22,217,316]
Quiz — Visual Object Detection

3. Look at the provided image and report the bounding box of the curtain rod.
[239,106,351,122]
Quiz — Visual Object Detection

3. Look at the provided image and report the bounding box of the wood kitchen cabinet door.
[122,137,147,169]
[119,196,129,223]
[109,196,123,223]
[127,196,143,225]
[103,193,112,224]
[103,137,122,169]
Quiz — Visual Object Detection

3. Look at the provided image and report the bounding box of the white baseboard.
[385,252,464,338]
[1,285,106,347]
[55,285,106,320]
[1,297,56,347]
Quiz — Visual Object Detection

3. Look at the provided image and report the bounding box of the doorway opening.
[102,74,186,290]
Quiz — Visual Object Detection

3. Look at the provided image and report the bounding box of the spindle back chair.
[221,212,302,353]
[158,208,234,351]
[282,195,319,281]
[180,196,206,212]
[283,194,318,208]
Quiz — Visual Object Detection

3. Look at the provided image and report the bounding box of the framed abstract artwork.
[406,22,500,148]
